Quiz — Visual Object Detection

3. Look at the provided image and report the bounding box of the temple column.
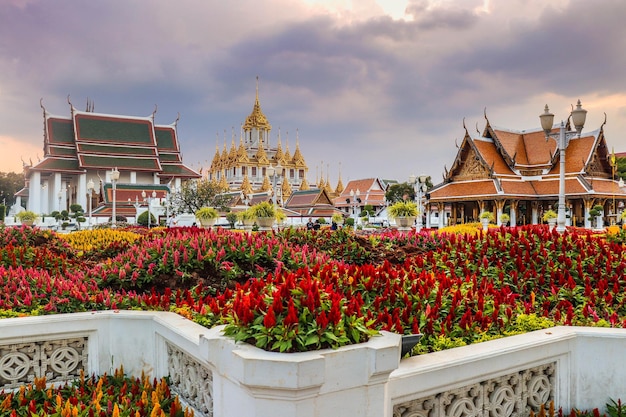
[425,204,431,228]
[77,174,87,211]
[28,171,41,213]
[584,199,595,229]
[53,173,62,212]
[41,180,49,215]
[437,203,445,229]
[130,172,137,184]
[509,200,518,226]
[495,200,506,226]
[531,201,539,225]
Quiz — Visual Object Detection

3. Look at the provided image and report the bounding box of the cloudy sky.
[1,0,625,187]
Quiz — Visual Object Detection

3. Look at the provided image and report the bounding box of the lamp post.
[57,191,63,228]
[267,163,282,207]
[87,179,95,229]
[129,196,142,224]
[409,174,428,232]
[540,100,587,233]
[110,167,120,228]
[349,189,361,229]
[142,190,157,228]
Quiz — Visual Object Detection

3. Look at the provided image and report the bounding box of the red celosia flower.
[263,307,276,328]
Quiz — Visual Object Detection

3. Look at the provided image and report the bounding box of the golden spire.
[260,173,272,192]
[209,175,219,189]
[324,164,333,195]
[281,177,292,201]
[218,169,229,191]
[335,162,344,194]
[243,76,272,132]
[210,134,221,171]
[274,129,285,164]
[318,161,325,188]
[220,135,229,167]
[236,136,249,163]
[228,132,237,162]
[240,173,253,195]
[284,132,292,164]
[255,137,269,164]
[291,129,306,167]
[299,177,310,191]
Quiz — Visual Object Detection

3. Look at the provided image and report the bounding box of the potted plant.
[250,201,276,230]
[388,201,418,230]
[588,205,604,230]
[16,210,38,226]
[499,213,510,226]
[195,207,219,227]
[275,208,287,226]
[237,208,256,228]
[479,211,494,230]
[331,213,344,226]
[542,209,557,229]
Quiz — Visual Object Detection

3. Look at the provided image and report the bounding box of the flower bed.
[0,367,193,417]
[1,224,626,355]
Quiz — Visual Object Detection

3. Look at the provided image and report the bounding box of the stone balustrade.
[1,311,625,416]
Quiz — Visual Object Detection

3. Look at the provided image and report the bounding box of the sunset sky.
[1,0,625,186]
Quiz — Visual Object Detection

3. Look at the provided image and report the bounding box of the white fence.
[0,311,625,416]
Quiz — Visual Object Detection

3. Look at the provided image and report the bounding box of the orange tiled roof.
[429,180,498,201]
[472,139,515,175]
[334,178,386,207]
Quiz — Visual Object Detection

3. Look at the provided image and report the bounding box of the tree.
[137,210,157,227]
[385,177,434,204]
[0,171,25,208]
[385,183,415,203]
[167,179,232,215]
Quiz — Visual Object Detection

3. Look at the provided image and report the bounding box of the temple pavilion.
[427,111,626,228]
[18,99,200,219]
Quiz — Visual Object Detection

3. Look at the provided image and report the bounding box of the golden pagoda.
[207,77,310,201]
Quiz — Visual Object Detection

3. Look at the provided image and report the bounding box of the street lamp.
[540,100,587,233]
[87,179,95,229]
[267,163,282,207]
[409,174,428,232]
[348,189,361,228]
[110,167,120,228]
[142,190,157,228]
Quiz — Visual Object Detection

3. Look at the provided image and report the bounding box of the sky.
[1,0,625,188]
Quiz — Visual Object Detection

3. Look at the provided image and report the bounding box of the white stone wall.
[1,312,626,416]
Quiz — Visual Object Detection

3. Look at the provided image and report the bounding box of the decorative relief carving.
[166,342,213,417]
[393,362,555,417]
[456,149,489,180]
[0,337,88,389]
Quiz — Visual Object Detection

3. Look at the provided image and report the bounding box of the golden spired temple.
[207,79,310,200]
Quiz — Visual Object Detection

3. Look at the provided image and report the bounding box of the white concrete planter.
[394,216,416,230]
[255,217,274,230]
[198,218,217,228]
